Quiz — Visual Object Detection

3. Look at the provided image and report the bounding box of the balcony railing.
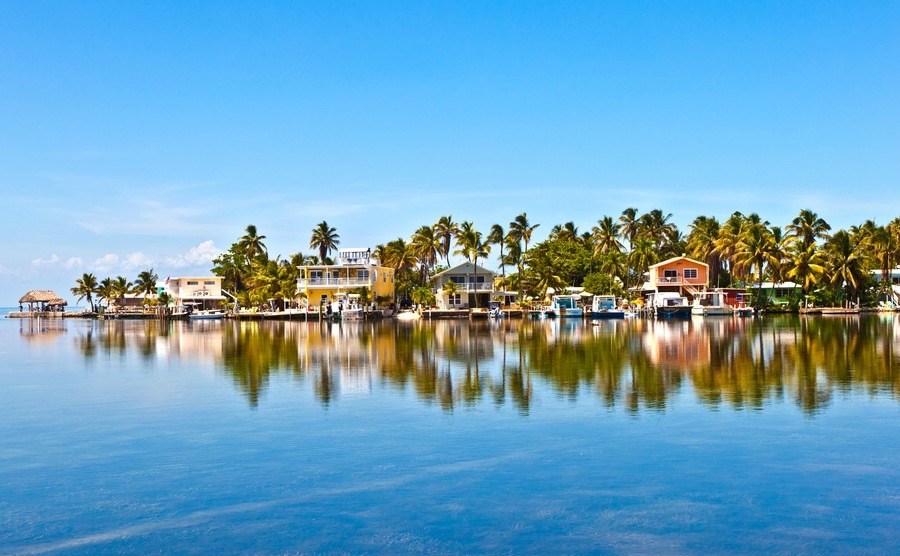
[440,283,493,292]
[299,277,375,287]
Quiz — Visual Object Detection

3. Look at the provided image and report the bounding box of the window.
[684,268,698,280]
[357,270,369,280]
[448,293,461,305]
[451,276,466,284]
[663,270,677,281]
[187,280,199,285]
[204,280,216,285]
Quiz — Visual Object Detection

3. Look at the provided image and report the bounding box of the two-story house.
[298,248,395,309]
[431,262,503,309]
[163,276,226,310]
[644,256,709,301]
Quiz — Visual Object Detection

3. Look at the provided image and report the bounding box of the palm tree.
[549,221,579,242]
[591,216,623,256]
[411,224,441,284]
[786,209,831,249]
[97,277,116,309]
[487,224,507,276]
[508,212,539,265]
[686,216,722,287]
[785,243,825,296]
[619,207,640,253]
[639,209,677,250]
[825,230,868,305]
[310,221,340,263]
[714,212,745,284]
[454,223,491,307]
[733,223,777,308]
[239,225,268,261]
[133,269,158,301]
[434,215,458,267]
[628,236,659,289]
[71,273,99,311]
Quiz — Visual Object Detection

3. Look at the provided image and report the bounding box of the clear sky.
[2,1,898,304]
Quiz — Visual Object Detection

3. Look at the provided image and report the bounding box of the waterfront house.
[164,277,227,311]
[298,248,395,310]
[432,262,503,309]
[871,268,900,305]
[748,282,802,306]
[643,256,709,300]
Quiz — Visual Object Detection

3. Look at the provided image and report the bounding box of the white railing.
[299,277,375,287]
[441,283,493,292]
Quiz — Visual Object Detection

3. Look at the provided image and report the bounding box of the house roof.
[19,290,67,305]
[648,256,709,269]
[433,262,497,278]
[752,282,800,289]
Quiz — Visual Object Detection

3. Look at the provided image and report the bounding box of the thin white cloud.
[31,254,61,267]
[65,257,84,269]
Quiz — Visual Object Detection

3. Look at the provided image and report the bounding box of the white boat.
[691,291,732,316]
[550,294,584,318]
[651,292,692,318]
[189,309,227,320]
[331,293,364,320]
[588,295,625,319]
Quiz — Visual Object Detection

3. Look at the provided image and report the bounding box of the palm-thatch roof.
[19,290,68,305]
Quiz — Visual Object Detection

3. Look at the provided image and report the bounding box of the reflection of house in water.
[642,320,710,371]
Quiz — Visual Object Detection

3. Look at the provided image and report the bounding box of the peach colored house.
[646,256,709,300]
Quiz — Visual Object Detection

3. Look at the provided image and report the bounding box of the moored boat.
[550,294,584,318]
[651,292,692,318]
[588,295,625,319]
[691,291,732,316]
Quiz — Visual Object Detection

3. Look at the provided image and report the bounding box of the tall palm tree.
[434,215,458,267]
[733,223,777,308]
[591,216,623,256]
[487,224,507,276]
[825,230,868,304]
[71,273,99,311]
[686,216,721,287]
[411,224,441,284]
[639,209,677,250]
[786,209,831,249]
[239,225,268,261]
[619,207,640,253]
[454,223,491,307]
[628,236,659,289]
[508,212,539,263]
[310,221,340,263]
[713,212,745,284]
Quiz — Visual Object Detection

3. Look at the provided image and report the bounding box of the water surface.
[2,315,899,554]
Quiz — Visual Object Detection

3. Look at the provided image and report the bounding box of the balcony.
[438,282,493,292]
[299,277,375,287]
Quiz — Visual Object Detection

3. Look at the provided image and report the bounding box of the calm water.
[1,315,899,554]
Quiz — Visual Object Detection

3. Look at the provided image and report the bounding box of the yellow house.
[298,248,395,309]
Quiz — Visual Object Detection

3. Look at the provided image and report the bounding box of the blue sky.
[1,1,898,304]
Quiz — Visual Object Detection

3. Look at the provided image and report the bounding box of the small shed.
[18,290,68,312]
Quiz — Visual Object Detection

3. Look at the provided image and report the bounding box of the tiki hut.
[18,290,68,312]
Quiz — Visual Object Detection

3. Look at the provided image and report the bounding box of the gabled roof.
[433,261,496,278]
[648,256,709,269]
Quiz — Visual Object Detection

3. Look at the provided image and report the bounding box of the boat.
[488,300,503,319]
[331,293,364,320]
[189,309,227,320]
[588,295,625,319]
[651,292,692,318]
[691,291,732,316]
[549,294,584,318]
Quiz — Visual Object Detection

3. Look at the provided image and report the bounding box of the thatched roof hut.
[18,290,68,309]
